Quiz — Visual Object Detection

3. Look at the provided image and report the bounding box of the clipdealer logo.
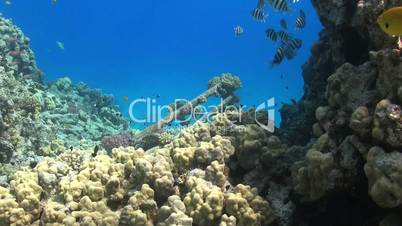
[128,97,275,132]
[255,97,275,133]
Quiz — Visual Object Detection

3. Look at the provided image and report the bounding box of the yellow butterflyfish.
[378,7,402,36]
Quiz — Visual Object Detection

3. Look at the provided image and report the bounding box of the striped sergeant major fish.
[281,38,302,60]
[251,0,268,22]
[266,28,278,42]
[284,46,296,60]
[267,0,290,12]
[287,38,303,50]
[271,46,285,67]
[295,10,306,30]
[277,30,291,42]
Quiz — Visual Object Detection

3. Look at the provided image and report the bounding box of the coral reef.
[41,77,129,150]
[3,0,402,224]
[0,116,276,225]
[277,0,402,225]
[279,0,394,145]
[0,16,129,179]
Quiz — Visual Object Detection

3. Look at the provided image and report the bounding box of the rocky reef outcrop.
[279,0,394,145]
[277,0,402,225]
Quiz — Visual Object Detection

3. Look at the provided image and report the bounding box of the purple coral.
[101,133,132,151]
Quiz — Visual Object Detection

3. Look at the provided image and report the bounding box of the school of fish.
[246,0,306,67]
[245,0,402,68]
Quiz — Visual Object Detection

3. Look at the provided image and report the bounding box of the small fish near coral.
[234,25,244,37]
[92,145,99,157]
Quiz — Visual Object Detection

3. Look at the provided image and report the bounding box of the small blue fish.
[234,25,244,37]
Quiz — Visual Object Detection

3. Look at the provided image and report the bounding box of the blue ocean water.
[0,0,322,126]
